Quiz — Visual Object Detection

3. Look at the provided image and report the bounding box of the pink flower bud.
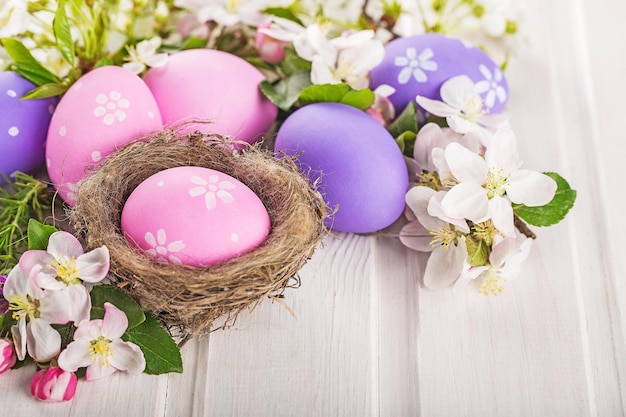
[255,22,288,64]
[0,339,16,374]
[30,367,77,402]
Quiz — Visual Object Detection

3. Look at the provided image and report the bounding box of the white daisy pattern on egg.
[144,229,185,265]
[189,174,236,211]
[93,91,131,125]
[394,47,438,85]
[474,64,507,109]
[66,182,78,204]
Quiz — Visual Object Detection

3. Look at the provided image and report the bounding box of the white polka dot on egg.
[8,127,19,137]
[59,126,67,136]
[231,233,239,242]
[91,151,102,162]
[157,181,165,187]
[6,89,16,98]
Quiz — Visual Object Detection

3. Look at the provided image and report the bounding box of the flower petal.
[11,321,26,361]
[423,241,466,289]
[428,191,470,233]
[85,361,118,381]
[399,221,433,252]
[64,285,91,325]
[26,319,61,362]
[405,186,440,230]
[413,123,447,171]
[74,319,103,341]
[507,170,557,206]
[18,250,54,275]
[47,231,84,259]
[109,340,146,375]
[58,339,92,372]
[444,142,487,184]
[416,96,459,117]
[101,303,128,339]
[76,246,110,283]
[484,127,520,173]
[488,196,515,237]
[440,75,477,110]
[441,182,488,222]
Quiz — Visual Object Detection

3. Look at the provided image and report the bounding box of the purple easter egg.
[0,72,56,183]
[275,103,408,233]
[369,34,508,114]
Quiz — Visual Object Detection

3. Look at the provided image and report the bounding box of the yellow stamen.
[9,293,40,320]
[89,336,113,367]
[429,225,458,250]
[418,171,442,190]
[47,257,80,284]
[479,277,506,296]
[462,96,488,122]
[473,220,498,246]
[484,167,509,199]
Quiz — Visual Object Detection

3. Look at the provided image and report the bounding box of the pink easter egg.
[143,49,277,145]
[46,66,162,205]
[121,166,271,266]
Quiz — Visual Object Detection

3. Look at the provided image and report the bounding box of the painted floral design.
[474,64,507,109]
[144,229,185,265]
[189,175,236,211]
[394,47,438,84]
[93,91,130,126]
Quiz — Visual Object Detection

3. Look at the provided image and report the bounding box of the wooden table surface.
[3,0,626,415]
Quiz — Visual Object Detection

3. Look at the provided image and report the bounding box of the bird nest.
[69,129,328,337]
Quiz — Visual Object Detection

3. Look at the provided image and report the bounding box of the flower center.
[89,336,113,367]
[48,257,80,285]
[418,171,442,190]
[479,276,506,296]
[473,220,497,245]
[484,167,509,198]
[461,96,487,122]
[429,225,458,250]
[9,293,40,321]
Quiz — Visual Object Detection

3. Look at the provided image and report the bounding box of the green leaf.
[94,58,113,68]
[513,172,577,227]
[90,285,146,330]
[2,38,61,86]
[263,7,304,25]
[260,70,311,111]
[21,83,69,100]
[278,48,312,75]
[465,235,490,267]
[298,83,375,110]
[122,314,183,375]
[53,0,75,66]
[180,36,207,50]
[27,219,58,250]
[395,131,417,156]
[388,101,418,138]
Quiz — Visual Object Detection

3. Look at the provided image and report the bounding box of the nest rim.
[69,129,328,336]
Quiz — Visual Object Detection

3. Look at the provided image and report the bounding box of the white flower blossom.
[122,37,168,75]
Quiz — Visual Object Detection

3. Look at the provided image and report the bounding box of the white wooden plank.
[200,233,376,417]
[374,233,421,416]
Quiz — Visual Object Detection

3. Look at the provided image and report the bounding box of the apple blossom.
[123,37,169,75]
[400,186,469,289]
[4,264,69,362]
[0,339,16,374]
[30,367,77,402]
[20,231,109,325]
[440,129,557,236]
[255,22,288,64]
[456,236,533,295]
[58,303,145,381]
[416,75,508,134]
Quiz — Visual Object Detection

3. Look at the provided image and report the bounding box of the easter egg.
[0,72,56,183]
[369,33,508,114]
[274,103,408,233]
[143,49,277,145]
[121,166,271,266]
[46,66,162,205]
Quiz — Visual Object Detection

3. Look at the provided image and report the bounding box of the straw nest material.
[69,129,328,336]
